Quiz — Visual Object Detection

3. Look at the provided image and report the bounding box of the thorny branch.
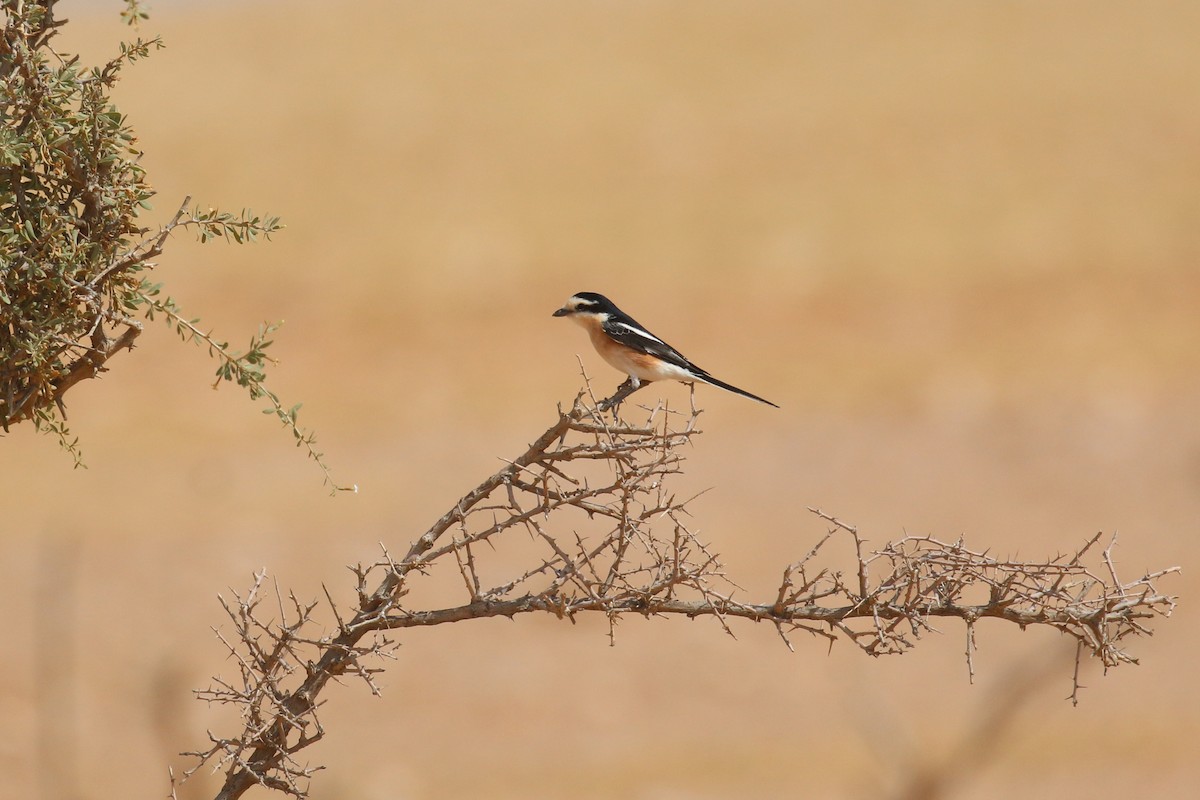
[181,380,1180,800]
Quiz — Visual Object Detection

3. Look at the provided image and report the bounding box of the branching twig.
[183,378,1180,799]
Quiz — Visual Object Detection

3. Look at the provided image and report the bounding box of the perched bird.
[553,291,778,408]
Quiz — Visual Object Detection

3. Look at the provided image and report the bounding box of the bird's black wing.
[601,314,696,370]
[603,311,780,407]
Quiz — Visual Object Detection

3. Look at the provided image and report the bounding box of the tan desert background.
[3,1,1198,798]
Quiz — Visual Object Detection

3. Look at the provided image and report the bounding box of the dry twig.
[181,380,1179,799]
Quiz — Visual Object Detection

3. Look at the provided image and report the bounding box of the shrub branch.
[180,378,1179,800]
[2,3,339,486]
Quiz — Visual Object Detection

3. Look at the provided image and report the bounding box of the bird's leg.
[597,377,645,414]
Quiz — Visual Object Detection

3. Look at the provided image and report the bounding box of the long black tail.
[692,368,779,408]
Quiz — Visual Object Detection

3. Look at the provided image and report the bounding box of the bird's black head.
[552,291,616,317]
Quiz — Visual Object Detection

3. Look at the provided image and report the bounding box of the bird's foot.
[597,377,642,414]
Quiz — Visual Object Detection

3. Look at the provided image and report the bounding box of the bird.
[552,291,778,408]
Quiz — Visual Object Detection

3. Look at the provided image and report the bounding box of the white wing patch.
[613,320,666,346]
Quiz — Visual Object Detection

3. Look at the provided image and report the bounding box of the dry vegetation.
[3,2,1198,799]
[180,382,1175,799]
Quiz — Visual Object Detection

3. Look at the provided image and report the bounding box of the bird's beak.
[552,306,571,317]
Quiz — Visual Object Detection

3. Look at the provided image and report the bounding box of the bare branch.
[182,380,1179,799]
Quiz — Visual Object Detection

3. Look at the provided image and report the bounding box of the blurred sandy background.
[3,1,1198,798]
